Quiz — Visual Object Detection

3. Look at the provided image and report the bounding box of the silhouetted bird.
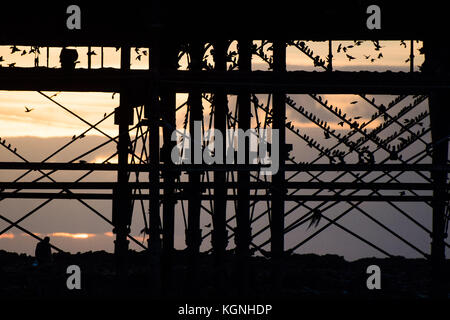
[0,56,4,62]
[8,63,16,67]
[307,209,322,229]
[354,116,362,119]
[79,134,86,139]
[103,113,107,118]
[346,54,355,61]
[24,107,34,113]
[364,55,370,59]
[378,53,383,59]
[373,41,382,51]
[87,50,97,56]
[350,101,358,104]
[338,121,344,127]
[21,50,27,56]
[79,160,87,164]
[71,135,76,140]
[337,43,342,53]
[204,223,211,228]
[324,131,330,139]
[10,45,20,54]
[400,40,406,48]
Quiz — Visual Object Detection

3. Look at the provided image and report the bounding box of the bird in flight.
[378,53,383,59]
[346,54,355,61]
[354,116,362,119]
[307,209,322,229]
[373,41,382,51]
[10,45,20,54]
[364,55,370,59]
[24,107,34,113]
[21,50,27,56]
[338,121,344,127]
[350,101,358,104]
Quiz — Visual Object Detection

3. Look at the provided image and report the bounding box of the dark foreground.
[0,250,448,300]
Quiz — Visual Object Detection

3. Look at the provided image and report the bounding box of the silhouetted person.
[59,47,78,70]
[35,236,52,265]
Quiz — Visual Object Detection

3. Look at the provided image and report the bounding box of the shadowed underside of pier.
[0,0,448,299]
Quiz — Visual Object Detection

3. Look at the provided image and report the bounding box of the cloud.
[50,232,96,239]
[0,233,14,239]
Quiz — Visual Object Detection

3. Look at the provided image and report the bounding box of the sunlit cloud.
[93,155,118,164]
[0,233,15,239]
[51,232,96,239]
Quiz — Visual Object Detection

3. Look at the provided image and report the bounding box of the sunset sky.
[1,40,443,261]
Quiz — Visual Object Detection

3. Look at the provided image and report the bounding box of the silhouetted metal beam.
[212,40,228,258]
[425,39,450,299]
[271,40,286,258]
[1,68,449,93]
[113,45,132,278]
[2,192,448,202]
[1,162,450,172]
[236,39,252,259]
[0,181,444,190]
[186,41,203,286]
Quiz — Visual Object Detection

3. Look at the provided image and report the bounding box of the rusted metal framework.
[0,1,449,298]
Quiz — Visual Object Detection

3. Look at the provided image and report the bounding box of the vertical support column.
[327,40,333,72]
[236,40,251,257]
[88,46,92,70]
[236,39,252,296]
[114,45,132,279]
[148,36,162,254]
[423,39,449,299]
[160,40,178,296]
[186,41,203,294]
[212,40,228,259]
[161,41,178,260]
[271,40,286,259]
